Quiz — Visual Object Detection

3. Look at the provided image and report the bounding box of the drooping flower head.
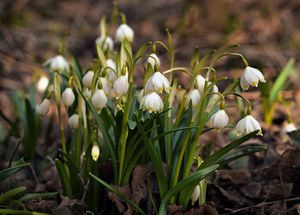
[96,35,114,51]
[68,114,79,130]
[210,109,229,129]
[236,115,262,135]
[240,66,266,90]
[145,72,170,94]
[82,71,94,88]
[140,92,163,113]
[147,53,160,70]
[115,24,134,43]
[62,88,75,107]
[91,89,107,111]
[113,73,129,98]
[45,55,69,72]
[37,99,50,116]
[186,89,201,108]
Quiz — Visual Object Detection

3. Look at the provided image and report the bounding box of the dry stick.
[226,197,300,214]
[8,135,23,167]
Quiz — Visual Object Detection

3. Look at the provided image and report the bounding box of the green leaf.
[18,192,57,202]
[54,159,72,196]
[89,173,146,215]
[0,209,49,215]
[200,130,259,168]
[269,58,295,103]
[134,114,168,197]
[0,163,29,183]
[158,165,219,215]
[0,186,26,204]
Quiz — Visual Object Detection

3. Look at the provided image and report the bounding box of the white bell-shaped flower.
[210,109,229,129]
[113,74,129,98]
[82,71,94,88]
[283,122,297,133]
[240,66,266,90]
[37,99,50,116]
[236,115,262,135]
[147,53,160,69]
[91,89,107,111]
[62,88,75,107]
[68,114,79,130]
[145,72,170,94]
[91,145,100,161]
[45,55,69,72]
[106,59,117,82]
[196,75,218,94]
[115,23,134,42]
[191,185,200,206]
[140,92,163,113]
[36,76,49,93]
[186,89,201,108]
[96,35,114,51]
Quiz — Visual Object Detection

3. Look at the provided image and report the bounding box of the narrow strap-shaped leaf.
[158,165,219,215]
[54,159,72,196]
[269,58,295,103]
[89,173,146,215]
[0,209,49,215]
[200,130,259,168]
[134,114,168,197]
[18,192,57,202]
[0,186,26,204]
[0,163,29,183]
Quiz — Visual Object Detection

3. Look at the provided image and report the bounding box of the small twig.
[8,135,23,167]
[30,164,39,185]
[79,179,90,205]
[226,197,300,213]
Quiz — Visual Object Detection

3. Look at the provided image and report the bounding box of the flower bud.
[91,89,107,110]
[68,114,79,129]
[140,92,163,113]
[113,74,129,98]
[37,99,50,116]
[82,71,94,88]
[36,76,49,93]
[45,55,69,72]
[240,66,266,90]
[210,109,229,129]
[91,145,100,161]
[115,23,134,42]
[106,59,117,82]
[191,185,200,206]
[62,88,75,107]
[96,35,114,51]
[236,115,262,135]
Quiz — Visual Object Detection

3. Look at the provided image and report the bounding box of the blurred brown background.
[1,0,300,113]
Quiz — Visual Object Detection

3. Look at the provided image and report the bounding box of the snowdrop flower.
[236,115,262,135]
[115,23,134,42]
[210,109,229,129]
[106,59,117,82]
[147,53,160,70]
[196,75,218,94]
[91,89,107,111]
[91,145,100,161]
[140,92,163,113]
[186,89,201,108]
[145,72,170,94]
[283,122,297,133]
[82,71,94,88]
[191,185,200,206]
[96,35,114,51]
[37,99,50,116]
[240,66,266,90]
[62,88,75,107]
[68,114,79,130]
[45,55,69,72]
[113,74,129,98]
[36,76,49,93]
